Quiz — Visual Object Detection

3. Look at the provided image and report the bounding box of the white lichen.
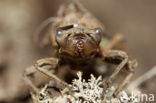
[70,72,103,103]
[32,72,140,103]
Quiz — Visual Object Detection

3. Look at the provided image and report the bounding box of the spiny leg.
[24,66,40,94]
[113,71,133,97]
[102,50,128,89]
[101,50,136,97]
[35,65,68,88]
[100,34,134,97]
[24,57,59,95]
[36,66,74,96]
[113,60,137,97]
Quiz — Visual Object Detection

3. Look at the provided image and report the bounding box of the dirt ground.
[0,0,155,102]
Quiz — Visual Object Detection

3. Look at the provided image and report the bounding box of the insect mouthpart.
[74,39,85,57]
[72,33,87,56]
[76,40,84,51]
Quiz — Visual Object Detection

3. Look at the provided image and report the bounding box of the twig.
[128,66,156,90]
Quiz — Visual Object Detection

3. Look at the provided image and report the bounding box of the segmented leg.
[113,60,137,97]
[35,63,74,96]
[24,65,40,94]
[24,57,64,95]
[36,65,68,88]
[101,50,137,97]
[113,71,133,97]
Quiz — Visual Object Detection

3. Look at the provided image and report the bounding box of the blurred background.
[0,0,156,102]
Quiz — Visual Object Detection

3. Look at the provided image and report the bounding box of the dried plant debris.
[32,72,140,103]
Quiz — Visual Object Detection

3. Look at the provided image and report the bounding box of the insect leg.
[113,60,137,97]
[102,50,128,87]
[36,65,68,88]
[24,57,59,95]
[101,50,136,97]
[24,65,40,94]
[113,72,134,97]
[36,65,74,96]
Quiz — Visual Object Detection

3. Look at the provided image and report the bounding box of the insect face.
[56,24,102,58]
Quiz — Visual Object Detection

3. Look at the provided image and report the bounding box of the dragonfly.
[24,1,137,99]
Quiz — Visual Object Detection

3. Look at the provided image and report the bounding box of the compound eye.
[56,29,62,38]
[94,28,102,35]
[56,29,65,46]
[92,28,102,44]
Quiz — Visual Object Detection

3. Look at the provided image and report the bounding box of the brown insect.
[24,1,137,98]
